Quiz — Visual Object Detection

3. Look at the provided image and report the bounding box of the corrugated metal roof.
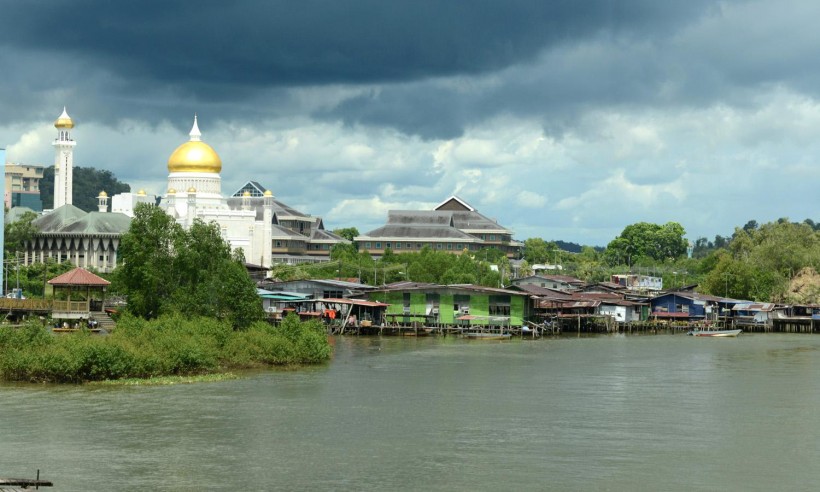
[732,302,775,312]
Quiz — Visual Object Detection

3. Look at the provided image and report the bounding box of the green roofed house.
[21,197,131,273]
[361,282,534,329]
[355,196,522,259]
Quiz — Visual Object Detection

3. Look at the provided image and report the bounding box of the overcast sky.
[2,0,819,247]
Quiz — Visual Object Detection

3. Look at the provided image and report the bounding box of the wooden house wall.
[511,295,525,326]
[470,295,490,324]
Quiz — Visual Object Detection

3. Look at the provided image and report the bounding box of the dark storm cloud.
[0,0,717,129]
[1,0,714,85]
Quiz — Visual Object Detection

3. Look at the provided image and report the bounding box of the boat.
[464,332,512,340]
[687,328,742,337]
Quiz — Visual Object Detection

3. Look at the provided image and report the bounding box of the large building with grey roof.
[356,196,521,259]
[21,202,131,273]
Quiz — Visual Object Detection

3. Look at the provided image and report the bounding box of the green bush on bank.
[0,313,331,383]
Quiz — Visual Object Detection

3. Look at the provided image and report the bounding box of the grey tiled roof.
[32,205,131,236]
[450,210,510,232]
[271,224,307,239]
[310,228,348,242]
[359,224,477,240]
[33,204,88,232]
[387,211,454,226]
[60,211,132,234]
[5,206,36,224]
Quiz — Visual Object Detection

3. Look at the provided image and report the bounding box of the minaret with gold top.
[52,107,76,208]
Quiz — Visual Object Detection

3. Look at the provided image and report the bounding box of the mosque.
[15,109,348,272]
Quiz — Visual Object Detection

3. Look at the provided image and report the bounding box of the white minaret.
[52,107,76,208]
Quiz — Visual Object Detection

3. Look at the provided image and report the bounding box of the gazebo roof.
[48,267,111,287]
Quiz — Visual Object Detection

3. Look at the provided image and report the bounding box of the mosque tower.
[52,107,76,208]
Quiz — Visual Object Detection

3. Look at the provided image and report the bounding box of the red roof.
[48,268,111,286]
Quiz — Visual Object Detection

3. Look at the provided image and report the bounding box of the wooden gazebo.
[48,267,110,320]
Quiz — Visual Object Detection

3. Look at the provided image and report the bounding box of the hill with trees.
[40,166,131,211]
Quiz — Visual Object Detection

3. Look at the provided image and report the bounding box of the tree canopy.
[113,203,263,328]
[605,222,688,265]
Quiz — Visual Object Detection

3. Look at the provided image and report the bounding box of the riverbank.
[0,313,331,383]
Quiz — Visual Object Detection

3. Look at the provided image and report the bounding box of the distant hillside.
[555,240,603,253]
[41,166,131,212]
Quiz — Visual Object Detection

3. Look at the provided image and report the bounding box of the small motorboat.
[687,328,742,337]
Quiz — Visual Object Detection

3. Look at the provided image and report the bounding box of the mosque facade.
[16,110,348,272]
[160,116,275,267]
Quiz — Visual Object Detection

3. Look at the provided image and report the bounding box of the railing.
[0,298,53,311]
[52,300,91,314]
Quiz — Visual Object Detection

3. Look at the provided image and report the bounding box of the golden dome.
[54,107,74,129]
[243,191,251,197]
[167,141,222,174]
[167,115,222,174]
[168,188,177,194]
[137,189,146,196]
[188,187,197,193]
[263,190,273,197]
[98,191,108,197]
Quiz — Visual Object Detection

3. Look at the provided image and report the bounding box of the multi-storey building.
[356,196,521,259]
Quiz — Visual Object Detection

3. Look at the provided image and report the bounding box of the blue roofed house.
[649,292,725,321]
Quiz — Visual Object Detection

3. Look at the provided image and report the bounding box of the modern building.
[225,181,349,265]
[4,163,44,211]
[356,196,522,259]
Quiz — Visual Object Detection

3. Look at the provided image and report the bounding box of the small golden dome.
[98,191,108,197]
[54,107,74,129]
[137,189,146,196]
[263,190,273,197]
[168,188,177,194]
[188,187,197,193]
[243,191,251,197]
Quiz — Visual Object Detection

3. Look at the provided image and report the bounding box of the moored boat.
[687,328,742,337]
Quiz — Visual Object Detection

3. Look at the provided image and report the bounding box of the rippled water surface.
[3,334,820,491]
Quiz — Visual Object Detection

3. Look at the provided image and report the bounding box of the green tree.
[332,227,359,242]
[4,211,38,257]
[114,203,180,318]
[115,205,264,328]
[605,221,688,264]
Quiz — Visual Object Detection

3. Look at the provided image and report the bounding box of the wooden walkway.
[0,477,53,490]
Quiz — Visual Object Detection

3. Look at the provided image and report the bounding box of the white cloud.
[516,190,547,208]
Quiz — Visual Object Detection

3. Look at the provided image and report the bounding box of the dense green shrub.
[0,313,331,383]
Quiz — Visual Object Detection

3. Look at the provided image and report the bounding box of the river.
[2,333,820,491]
